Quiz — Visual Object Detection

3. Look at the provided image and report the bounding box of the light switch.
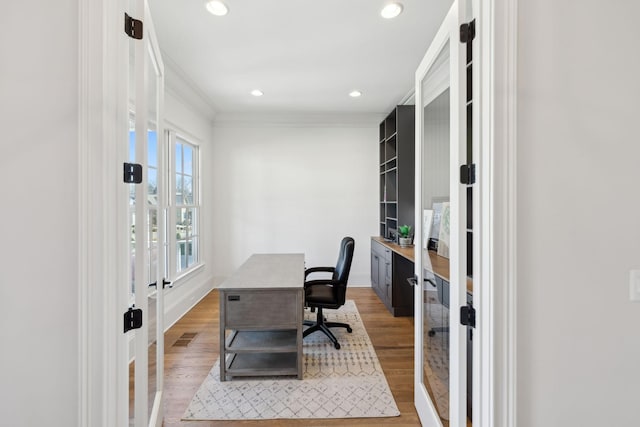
[630,270,640,302]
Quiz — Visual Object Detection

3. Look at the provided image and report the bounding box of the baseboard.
[348,273,372,287]
[164,274,216,332]
[348,283,373,288]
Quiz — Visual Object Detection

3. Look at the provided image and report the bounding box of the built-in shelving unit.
[374,105,415,317]
[379,105,415,239]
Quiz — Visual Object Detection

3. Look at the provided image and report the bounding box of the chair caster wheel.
[428,330,436,337]
[347,327,353,333]
[334,343,341,349]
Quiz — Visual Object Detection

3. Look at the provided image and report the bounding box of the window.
[128,118,161,297]
[171,133,200,275]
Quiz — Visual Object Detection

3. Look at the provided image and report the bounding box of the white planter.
[398,237,412,247]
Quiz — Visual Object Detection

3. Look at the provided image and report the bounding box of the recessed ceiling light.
[381,3,403,19]
[349,90,362,98]
[206,0,228,16]
[251,89,264,97]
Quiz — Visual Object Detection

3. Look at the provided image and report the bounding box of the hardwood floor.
[161,287,421,426]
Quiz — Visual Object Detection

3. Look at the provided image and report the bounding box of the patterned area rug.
[182,300,400,420]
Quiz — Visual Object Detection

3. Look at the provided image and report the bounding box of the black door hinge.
[124,307,143,333]
[124,13,143,40]
[460,19,476,43]
[460,163,476,185]
[460,304,476,328]
[124,162,143,184]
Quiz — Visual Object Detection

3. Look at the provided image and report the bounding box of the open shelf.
[226,330,297,353]
[226,352,298,377]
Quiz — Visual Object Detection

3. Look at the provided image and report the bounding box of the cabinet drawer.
[223,290,301,328]
[372,240,392,261]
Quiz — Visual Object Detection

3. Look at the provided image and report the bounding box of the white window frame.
[167,130,202,280]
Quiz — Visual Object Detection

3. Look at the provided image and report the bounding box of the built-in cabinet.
[371,239,392,304]
[371,237,414,316]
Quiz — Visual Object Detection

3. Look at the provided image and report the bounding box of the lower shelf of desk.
[222,330,301,379]
[225,352,298,377]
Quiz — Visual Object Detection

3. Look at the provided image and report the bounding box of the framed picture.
[429,197,448,251]
[437,202,451,258]
[423,209,434,249]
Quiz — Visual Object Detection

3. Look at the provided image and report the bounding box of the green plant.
[398,225,412,238]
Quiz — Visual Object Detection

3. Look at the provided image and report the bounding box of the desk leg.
[297,289,303,379]
[219,291,226,382]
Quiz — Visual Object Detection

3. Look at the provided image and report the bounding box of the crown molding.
[162,50,218,120]
[212,111,385,128]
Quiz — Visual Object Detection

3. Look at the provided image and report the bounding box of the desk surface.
[219,253,304,290]
[372,236,473,293]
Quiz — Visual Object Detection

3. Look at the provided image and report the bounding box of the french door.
[413,1,476,425]
[125,0,166,426]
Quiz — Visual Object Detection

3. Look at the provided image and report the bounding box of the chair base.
[303,306,352,349]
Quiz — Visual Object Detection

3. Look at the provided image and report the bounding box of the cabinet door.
[371,250,380,289]
[384,258,393,303]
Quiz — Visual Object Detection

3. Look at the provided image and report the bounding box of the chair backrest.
[332,237,355,303]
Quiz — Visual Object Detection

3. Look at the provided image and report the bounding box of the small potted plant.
[398,225,412,247]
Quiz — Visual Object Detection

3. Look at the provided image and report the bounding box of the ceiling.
[148,0,453,117]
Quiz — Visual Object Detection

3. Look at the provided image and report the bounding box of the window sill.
[169,262,205,290]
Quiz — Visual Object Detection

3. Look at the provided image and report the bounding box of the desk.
[219,254,304,381]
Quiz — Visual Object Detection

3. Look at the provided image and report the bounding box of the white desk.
[219,253,304,381]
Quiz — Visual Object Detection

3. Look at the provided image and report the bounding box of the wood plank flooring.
[161,287,420,426]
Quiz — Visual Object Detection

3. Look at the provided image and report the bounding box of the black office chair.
[303,237,355,349]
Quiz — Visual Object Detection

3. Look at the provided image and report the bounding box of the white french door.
[126,0,166,426]
[413,1,474,425]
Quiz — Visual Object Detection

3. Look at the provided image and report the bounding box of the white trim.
[163,275,215,331]
[79,0,128,426]
[413,2,465,424]
[485,0,518,425]
[78,0,91,423]
[213,112,382,128]
[162,51,219,118]
[420,51,450,107]
[473,0,496,427]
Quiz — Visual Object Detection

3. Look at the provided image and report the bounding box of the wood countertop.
[371,236,473,293]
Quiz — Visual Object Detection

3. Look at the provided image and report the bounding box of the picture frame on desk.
[423,209,434,249]
[429,197,448,252]
[437,202,451,259]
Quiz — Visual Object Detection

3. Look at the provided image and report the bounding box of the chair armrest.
[304,278,342,288]
[304,266,335,278]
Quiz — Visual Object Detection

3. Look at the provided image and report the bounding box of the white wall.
[161,89,217,328]
[210,116,379,285]
[516,1,640,425]
[0,2,79,426]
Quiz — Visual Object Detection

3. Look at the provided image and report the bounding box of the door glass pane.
[127,0,137,423]
[421,42,451,426]
[146,38,159,422]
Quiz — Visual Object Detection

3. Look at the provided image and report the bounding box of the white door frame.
[412,0,519,425]
[78,0,520,426]
[78,0,129,425]
[478,0,519,425]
